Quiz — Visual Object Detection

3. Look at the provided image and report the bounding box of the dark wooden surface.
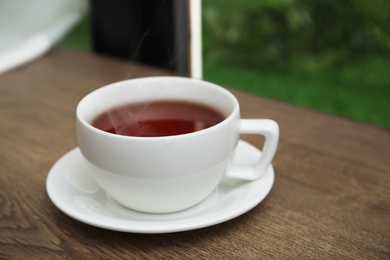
[0,48,389,259]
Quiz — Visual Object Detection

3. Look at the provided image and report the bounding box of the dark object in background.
[90,0,190,76]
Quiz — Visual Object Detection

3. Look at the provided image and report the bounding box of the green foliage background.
[203,0,390,70]
[202,0,390,128]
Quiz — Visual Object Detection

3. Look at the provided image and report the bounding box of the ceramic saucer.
[46,140,274,233]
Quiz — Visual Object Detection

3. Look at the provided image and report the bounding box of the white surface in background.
[0,0,86,74]
[190,0,203,79]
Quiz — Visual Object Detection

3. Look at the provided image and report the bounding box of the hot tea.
[77,77,279,213]
[92,100,225,137]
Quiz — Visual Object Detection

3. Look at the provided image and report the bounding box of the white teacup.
[76,77,279,213]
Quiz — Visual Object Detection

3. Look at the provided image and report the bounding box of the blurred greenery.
[60,0,390,128]
[203,0,390,70]
[59,13,91,51]
[202,0,390,127]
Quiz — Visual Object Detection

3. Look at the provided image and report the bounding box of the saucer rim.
[46,140,274,233]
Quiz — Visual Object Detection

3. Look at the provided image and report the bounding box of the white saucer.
[46,140,274,233]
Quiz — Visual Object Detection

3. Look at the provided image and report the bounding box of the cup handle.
[227,119,279,180]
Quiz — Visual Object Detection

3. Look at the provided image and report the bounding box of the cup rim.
[76,76,240,140]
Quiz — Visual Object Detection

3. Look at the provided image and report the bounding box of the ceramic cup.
[76,76,279,213]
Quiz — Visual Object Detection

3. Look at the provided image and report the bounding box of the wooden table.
[1,48,389,259]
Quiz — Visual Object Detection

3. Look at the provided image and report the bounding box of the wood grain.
[0,48,389,259]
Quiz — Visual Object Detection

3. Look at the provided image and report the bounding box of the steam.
[121,1,186,79]
[106,100,151,136]
[102,2,191,135]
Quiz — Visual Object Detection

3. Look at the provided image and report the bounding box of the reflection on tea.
[92,100,224,137]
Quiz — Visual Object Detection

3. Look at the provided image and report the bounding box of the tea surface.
[92,100,224,137]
